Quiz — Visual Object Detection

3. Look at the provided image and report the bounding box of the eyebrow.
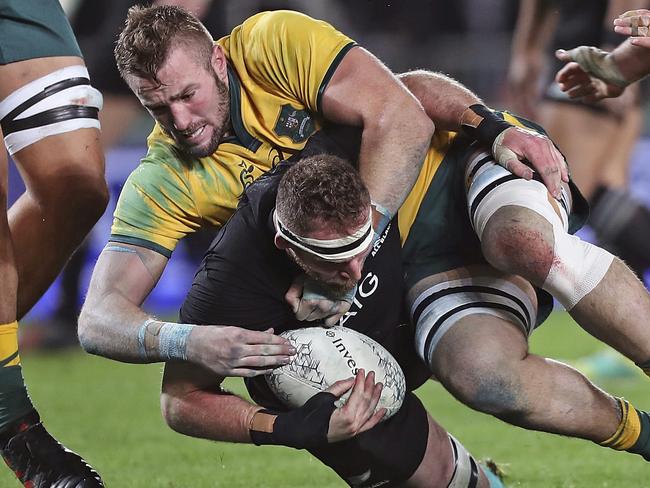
[141,84,200,110]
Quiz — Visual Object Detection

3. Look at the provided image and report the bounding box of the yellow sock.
[0,321,20,368]
[600,398,641,451]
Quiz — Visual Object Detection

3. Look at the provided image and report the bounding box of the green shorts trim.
[402,137,483,289]
[0,0,82,65]
[109,235,173,259]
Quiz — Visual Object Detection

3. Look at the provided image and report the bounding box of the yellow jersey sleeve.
[223,10,356,113]
[110,141,203,257]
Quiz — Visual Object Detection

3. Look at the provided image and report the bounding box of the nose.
[170,103,192,131]
[340,256,364,281]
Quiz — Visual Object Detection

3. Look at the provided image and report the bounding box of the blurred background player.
[508,0,650,280]
[0,0,107,486]
[556,8,650,96]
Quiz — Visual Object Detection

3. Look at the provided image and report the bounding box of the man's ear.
[211,44,228,82]
[274,233,290,250]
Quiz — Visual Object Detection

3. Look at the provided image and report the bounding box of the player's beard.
[176,73,230,158]
[287,249,357,295]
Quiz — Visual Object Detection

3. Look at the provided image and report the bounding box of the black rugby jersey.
[179,130,427,404]
[180,154,404,347]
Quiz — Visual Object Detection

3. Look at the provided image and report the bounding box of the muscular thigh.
[0,0,103,182]
[402,116,588,368]
[406,265,538,372]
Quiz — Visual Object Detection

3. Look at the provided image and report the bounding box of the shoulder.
[226,10,353,57]
[241,10,331,36]
[126,146,189,191]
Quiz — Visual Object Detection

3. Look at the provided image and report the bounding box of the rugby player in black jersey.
[162,130,504,488]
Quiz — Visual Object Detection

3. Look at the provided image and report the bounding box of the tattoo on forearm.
[104,244,160,281]
[104,245,137,254]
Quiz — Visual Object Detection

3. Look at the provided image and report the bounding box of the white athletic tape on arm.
[370,200,393,241]
[569,46,629,88]
[137,319,195,361]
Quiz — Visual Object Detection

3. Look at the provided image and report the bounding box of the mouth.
[179,124,206,143]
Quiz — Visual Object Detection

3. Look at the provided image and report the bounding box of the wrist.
[571,46,630,88]
[249,392,337,449]
[137,318,195,361]
[460,104,513,148]
[248,409,278,446]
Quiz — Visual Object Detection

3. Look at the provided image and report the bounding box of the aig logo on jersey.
[274,104,315,142]
[340,272,379,326]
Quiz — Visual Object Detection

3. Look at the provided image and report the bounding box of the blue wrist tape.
[137,319,194,361]
[158,322,194,361]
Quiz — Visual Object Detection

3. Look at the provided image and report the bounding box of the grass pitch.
[1,312,647,487]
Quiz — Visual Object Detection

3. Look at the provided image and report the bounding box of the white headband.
[273,208,374,262]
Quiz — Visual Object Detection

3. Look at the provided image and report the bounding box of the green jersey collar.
[227,64,262,152]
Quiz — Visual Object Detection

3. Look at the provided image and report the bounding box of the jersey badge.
[238,161,256,188]
[274,104,315,143]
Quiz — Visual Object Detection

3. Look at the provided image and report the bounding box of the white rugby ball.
[265,326,406,420]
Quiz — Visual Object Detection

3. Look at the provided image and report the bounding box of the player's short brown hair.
[276,155,370,235]
[115,5,214,84]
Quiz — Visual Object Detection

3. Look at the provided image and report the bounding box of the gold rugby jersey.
[110,10,356,256]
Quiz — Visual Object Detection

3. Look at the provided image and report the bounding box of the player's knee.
[34,164,108,223]
[69,168,109,221]
[542,233,613,310]
[481,207,555,285]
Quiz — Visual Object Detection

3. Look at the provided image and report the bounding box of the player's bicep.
[239,11,355,109]
[320,47,417,127]
[86,242,168,308]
